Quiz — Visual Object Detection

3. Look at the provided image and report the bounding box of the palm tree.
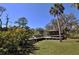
[49,3,64,42]
[0,6,6,28]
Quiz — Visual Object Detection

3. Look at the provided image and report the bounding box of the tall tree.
[47,13,78,37]
[6,14,9,29]
[15,17,28,28]
[0,6,6,28]
[49,3,64,42]
[58,13,78,31]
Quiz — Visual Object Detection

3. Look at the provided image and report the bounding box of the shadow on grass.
[76,40,79,42]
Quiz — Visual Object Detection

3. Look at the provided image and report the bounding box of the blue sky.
[0,3,79,28]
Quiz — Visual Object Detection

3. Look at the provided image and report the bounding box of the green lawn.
[34,39,79,55]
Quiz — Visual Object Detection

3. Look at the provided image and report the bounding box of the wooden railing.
[29,34,64,40]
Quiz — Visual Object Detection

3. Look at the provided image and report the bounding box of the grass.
[34,38,79,55]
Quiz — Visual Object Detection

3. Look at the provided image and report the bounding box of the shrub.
[0,28,35,55]
[67,30,79,39]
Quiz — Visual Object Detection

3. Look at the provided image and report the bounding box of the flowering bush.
[0,28,35,55]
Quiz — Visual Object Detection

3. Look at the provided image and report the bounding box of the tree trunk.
[0,18,2,29]
[6,20,8,29]
[57,15,62,42]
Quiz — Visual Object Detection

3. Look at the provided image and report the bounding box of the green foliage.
[35,28,44,35]
[67,30,79,39]
[0,28,35,55]
[15,17,28,28]
[49,3,64,16]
